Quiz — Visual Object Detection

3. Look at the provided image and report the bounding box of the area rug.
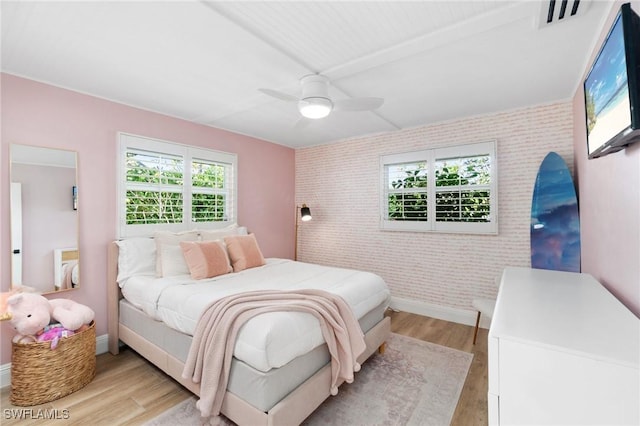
[145,333,473,426]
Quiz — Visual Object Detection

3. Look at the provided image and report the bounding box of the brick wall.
[296,101,574,322]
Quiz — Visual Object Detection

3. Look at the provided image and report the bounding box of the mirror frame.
[10,144,80,294]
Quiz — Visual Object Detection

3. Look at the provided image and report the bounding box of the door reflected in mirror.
[10,144,79,294]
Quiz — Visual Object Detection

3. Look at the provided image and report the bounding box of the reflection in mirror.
[10,145,79,294]
[54,248,80,290]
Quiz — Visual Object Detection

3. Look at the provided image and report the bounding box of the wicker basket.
[10,321,96,406]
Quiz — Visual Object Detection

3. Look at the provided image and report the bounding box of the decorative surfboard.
[530,152,581,273]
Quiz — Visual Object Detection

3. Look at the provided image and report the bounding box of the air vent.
[537,0,591,28]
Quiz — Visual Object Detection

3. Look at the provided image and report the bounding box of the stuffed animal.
[36,323,75,349]
[3,293,94,344]
[0,287,36,321]
[49,298,94,331]
[5,293,51,343]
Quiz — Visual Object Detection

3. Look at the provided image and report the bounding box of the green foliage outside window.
[125,152,183,224]
[126,190,183,224]
[192,161,225,189]
[435,156,490,223]
[388,166,428,221]
[125,152,228,225]
[192,193,226,222]
[388,155,491,223]
[191,161,227,222]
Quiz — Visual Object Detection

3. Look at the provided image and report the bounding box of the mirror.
[10,144,79,293]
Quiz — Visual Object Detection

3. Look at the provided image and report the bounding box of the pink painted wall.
[1,73,295,364]
[12,163,77,292]
[572,0,640,317]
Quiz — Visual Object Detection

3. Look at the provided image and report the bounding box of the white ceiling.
[1,1,614,148]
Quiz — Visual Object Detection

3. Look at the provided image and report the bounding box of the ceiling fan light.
[298,97,332,119]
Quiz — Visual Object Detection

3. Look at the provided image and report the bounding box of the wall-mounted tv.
[584,3,640,159]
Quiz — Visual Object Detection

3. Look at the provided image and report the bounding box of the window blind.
[380,141,497,234]
[118,133,237,237]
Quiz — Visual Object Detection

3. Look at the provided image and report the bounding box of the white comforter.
[120,258,390,372]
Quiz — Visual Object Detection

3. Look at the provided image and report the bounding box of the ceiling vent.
[537,0,591,28]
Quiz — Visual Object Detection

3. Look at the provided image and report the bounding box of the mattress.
[120,258,390,372]
[120,298,387,412]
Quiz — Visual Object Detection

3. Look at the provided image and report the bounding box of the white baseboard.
[389,296,492,329]
[95,333,109,356]
[0,363,11,390]
[1,333,110,389]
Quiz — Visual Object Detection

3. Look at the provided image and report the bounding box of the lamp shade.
[298,97,332,119]
[300,205,312,221]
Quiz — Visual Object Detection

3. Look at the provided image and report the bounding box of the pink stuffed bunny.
[5,293,51,343]
[3,293,94,344]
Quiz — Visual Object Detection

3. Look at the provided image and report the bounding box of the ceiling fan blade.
[334,97,384,112]
[259,88,298,102]
[294,117,311,130]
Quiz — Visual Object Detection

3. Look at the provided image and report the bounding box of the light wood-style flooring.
[0,311,488,425]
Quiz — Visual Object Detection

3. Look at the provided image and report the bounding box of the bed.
[107,229,391,425]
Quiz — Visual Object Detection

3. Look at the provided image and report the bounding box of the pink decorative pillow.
[179,240,232,280]
[224,234,266,272]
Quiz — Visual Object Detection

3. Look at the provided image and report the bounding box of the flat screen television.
[584,3,640,159]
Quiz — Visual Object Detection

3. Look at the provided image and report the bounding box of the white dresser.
[488,267,639,425]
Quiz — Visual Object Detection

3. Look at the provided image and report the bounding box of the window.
[384,154,429,223]
[380,140,497,234]
[118,133,237,237]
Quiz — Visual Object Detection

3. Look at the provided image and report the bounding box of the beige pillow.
[154,230,199,277]
[159,244,191,276]
[180,240,232,280]
[224,234,266,272]
[199,223,240,241]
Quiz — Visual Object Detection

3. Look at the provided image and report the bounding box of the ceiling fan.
[260,74,384,120]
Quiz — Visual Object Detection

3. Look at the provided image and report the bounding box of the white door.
[10,182,22,286]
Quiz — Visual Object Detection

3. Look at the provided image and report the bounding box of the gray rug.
[145,333,473,426]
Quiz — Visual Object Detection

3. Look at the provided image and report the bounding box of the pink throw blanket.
[182,289,366,418]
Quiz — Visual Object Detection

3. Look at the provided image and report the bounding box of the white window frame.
[380,140,497,234]
[117,133,237,238]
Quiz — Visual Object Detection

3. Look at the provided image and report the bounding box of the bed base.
[107,241,391,425]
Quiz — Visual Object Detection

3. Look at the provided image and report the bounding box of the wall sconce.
[300,204,312,222]
[295,204,312,261]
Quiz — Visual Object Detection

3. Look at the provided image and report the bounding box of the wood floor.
[0,311,489,425]
[388,310,489,426]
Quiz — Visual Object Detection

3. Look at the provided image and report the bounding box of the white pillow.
[154,230,200,277]
[199,223,248,241]
[159,244,191,277]
[116,238,156,285]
